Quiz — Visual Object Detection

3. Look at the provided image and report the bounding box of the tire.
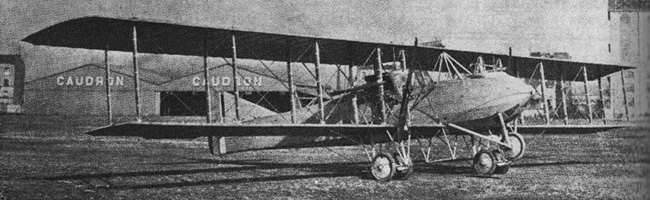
[473,149,497,175]
[504,132,526,161]
[371,152,397,182]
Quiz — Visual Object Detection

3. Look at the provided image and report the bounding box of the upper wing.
[23,16,633,82]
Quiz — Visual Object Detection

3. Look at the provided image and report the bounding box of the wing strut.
[104,44,112,125]
[376,48,387,124]
[398,50,412,131]
[538,62,550,125]
[314,42,325,124]
[232,35,241,122]
[559,70,569,124]
[286,39,297,124]
[582,66,593,123]
[203,39,212,124]
[132,26,142,122]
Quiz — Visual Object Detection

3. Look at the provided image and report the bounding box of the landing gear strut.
[393,152,414,180]
[470,112,526,175]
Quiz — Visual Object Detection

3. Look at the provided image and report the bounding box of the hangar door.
[160,91,207,116]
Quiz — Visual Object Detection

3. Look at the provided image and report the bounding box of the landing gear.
[503,132,526,161]
[393,153,413,180]
[370,152,413,182]
[469,112,524,175]
[371,153,397,182]
[472,148,511,175]
[367,111,527,180]
[493,150,510,174]
[470,133,523,176]
[473,149,497,175]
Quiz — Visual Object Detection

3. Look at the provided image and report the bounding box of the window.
[625,84,635,93]
[627,97,635,107]
[620,13,631,24]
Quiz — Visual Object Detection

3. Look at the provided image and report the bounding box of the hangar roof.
[22,16,635,81]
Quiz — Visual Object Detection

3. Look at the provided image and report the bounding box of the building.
[14,44,349,123]
[0,64,15,110]
[608,0,650,119]
[0,54,24,113]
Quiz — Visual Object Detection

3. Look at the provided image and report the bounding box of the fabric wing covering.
[23,16,634,81]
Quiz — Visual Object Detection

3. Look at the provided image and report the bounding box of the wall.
[608,2,650,118]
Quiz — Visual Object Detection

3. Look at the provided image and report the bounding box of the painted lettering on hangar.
[56,76,125,86]
[191,76,263,87]
[53,75,264,87]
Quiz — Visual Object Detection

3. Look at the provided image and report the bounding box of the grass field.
[0,117,648,199]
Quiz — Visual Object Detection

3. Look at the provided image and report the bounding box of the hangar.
[17,46,352,123]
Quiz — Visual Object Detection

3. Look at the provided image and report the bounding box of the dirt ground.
[1,120,649,199]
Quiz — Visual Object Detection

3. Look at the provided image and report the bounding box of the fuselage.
[403,71,535,129]
[250,71,536,129]
[227,71,537,152]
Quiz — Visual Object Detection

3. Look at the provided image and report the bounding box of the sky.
[1,0,613,62]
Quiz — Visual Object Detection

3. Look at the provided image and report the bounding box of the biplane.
[22,16,634,181]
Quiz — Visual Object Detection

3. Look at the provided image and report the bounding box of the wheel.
[393,153,413,180]
[473,149,497,175]
[371,152,397,182]
[503,132,526,161]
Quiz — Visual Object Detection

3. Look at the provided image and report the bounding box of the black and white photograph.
[1,0,648,199]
